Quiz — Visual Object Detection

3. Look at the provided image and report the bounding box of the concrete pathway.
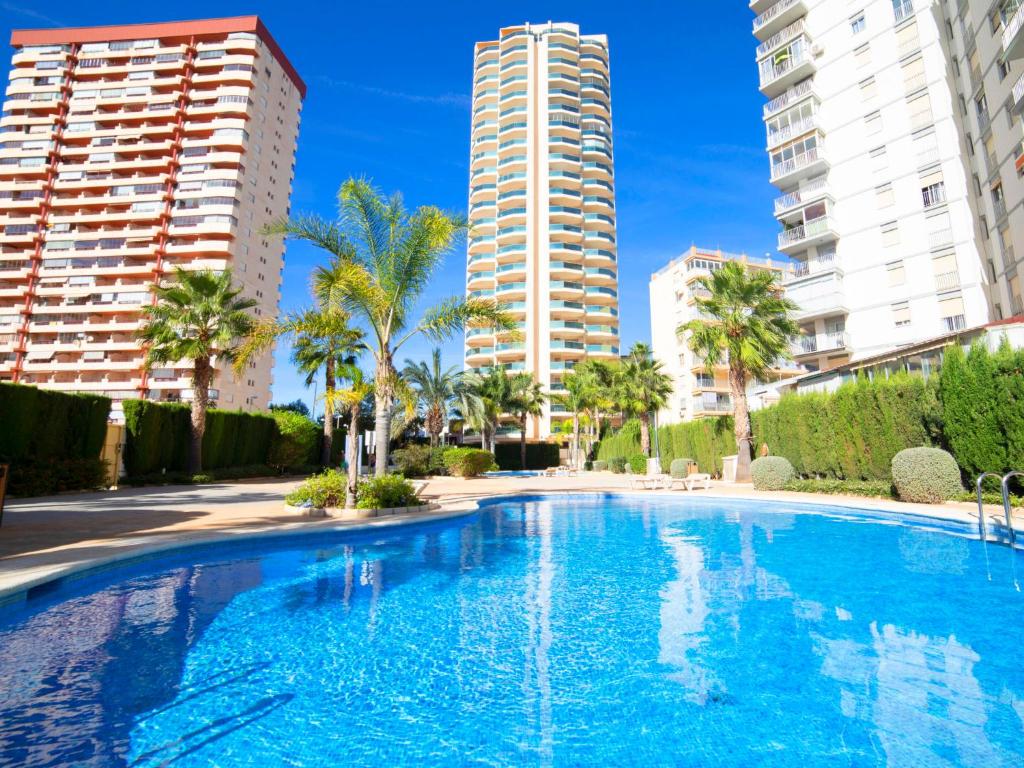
[0,472,1011,603]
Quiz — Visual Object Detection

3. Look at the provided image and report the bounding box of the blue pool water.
[0,494,1022,767]
[484,470,542,477]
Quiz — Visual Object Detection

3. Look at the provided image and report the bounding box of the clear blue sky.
[1,0,780,414]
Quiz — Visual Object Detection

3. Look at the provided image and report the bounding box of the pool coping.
[0,489,1017,609]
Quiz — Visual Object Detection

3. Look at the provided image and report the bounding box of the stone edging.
[282,502,440,519]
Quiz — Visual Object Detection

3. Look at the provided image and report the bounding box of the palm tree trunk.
[188,357,211,474]
[373,392,391,477]
[639,413,651,457]
[572,413,580,469]
[519,413,527,470]
[321,358,335,466]
[730,366,752,482]
[346,405,359,508]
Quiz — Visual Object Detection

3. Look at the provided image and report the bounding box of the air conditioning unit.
[811,44,824,57]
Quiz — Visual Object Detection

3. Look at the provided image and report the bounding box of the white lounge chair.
[679,473,711,491]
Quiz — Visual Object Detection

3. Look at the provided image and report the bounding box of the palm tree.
[575,358,616,442]
[267,178,515,476]
[461,368,511,453]
[236,307,364,465]
[508,373,546,470]
[554,372,590,469]
[681,261,799,482]
[329,364,374,509]
[402,349,479,447]
[138,268,256,473]
[614,342,673,458]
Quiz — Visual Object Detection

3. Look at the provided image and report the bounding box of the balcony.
[893,0,914,24]
[753,0,808,40]
[763,79,816,119]
[777,214,838,252]
[770,145,827,186]
[774,177,829,218]
[794,329,849,357]
[1003,0,1024,59]
[759,41,815,98]
[1013,72,1024,115]
[766,113,819,150]
[785,272,846,320]
[782,254,839,285]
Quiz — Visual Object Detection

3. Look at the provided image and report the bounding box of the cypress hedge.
[596,418,734,477]
[122,400,277,476]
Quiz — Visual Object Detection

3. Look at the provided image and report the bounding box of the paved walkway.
[0,472,1010,603]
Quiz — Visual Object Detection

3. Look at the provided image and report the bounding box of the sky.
[1,0,781,415]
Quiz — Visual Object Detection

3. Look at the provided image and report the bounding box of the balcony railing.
[797,330,848,355]
[763,79,814,118]
[753,0,803,34]
[756,20,806,59]
[1003,1,1024,54]
[759,47,811,89]
[934,271,959,291]
[773,176,828,214]
[778,214,832,247]
[941,314,966,333]
[1013,72,1024,110]
[770,146,822,181]
[767,114,817,149]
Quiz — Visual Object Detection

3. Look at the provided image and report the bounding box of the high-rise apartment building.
[752,0,1022,373]
[0,17,304,418]
[464,22,620,439]
[649,246,803,423]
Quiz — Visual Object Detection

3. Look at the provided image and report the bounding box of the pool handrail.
[1001,471,1023,545]
[976,472,1003,541]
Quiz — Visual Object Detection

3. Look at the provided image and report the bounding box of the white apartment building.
[464,22,621,439]
[649,246,803,423]
[0,17,303,418]
[752,0,1023,373]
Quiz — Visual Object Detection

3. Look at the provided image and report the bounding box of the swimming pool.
[0,494,1021,767]
[483,469,542,477]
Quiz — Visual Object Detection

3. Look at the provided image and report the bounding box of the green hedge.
[0,382,110,463]
[493,441,560,470]
[596,417,735,477]
[122,400,277,475]
[751,373,939,481]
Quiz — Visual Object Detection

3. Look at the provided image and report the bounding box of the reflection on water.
[0,497,1021,767]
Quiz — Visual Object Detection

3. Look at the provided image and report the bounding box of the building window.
[997,58,1009,82]
[921,180,946,208]
[851,13,866,34]
[887,261,906,286]
[865,110,883,134]
[876,182,895,208]
[854,44,871,69]
[892,301,911,327]
[881,221,900,247]
[992,183,1006,217]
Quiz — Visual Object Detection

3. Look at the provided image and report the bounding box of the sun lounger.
[678,473,711,491]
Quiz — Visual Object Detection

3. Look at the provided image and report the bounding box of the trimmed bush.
[891,447,962,503]
[628,454,647,474]
[443,447,497,477]
[608,456,627,474]
[669,458,693,479]
[356,474,420,510]
[391,445,434,477]
[268,411,320,471]
[7,458,109,498]
[494,442,560,470]
[783,478,895,498]
[285,469,347,508]
[599,418,734,477]
[592,460,608,471]
[751,456,795,490]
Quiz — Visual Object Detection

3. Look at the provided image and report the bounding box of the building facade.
[0,17,304,419]
[464,22,620,439]
[649,246,803,423]
[752,0,1023,374]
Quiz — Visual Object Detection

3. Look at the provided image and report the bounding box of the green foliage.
[124,463,277,487]
[391,444,434,477]
[938,341,1024,479]
[891,447,963,503]
[782,478,895,498]
[356,474,421,510]
[669,458,694,479]
[608,456,627,473]
[751,373,939,480]
[493,442,560,470]
[599,417,734,476]
[122,400,279,476]
[442,447,497,477]
[285,469,347,508]
[628,454,648,474]
[592,460,608,471]
[751,456,795,490]
[268,411,321,470]
[7,458,108,498]
[0,383,111,496]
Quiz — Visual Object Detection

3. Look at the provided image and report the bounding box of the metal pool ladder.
[975,471,1022,544]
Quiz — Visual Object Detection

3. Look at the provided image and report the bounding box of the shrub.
[356,474,420,510]
[750,456,795,491]
[285,469,348,508]
[190,473,215,484]
[442,447,497,477]
[7,458,108,498]
[428,446,449,475]
[891,447,962,503]
[268,411,320,471]
[783,478,895,498]
[599,417,733,477]
[391,445,434,477]
[628,454,647,474]
[669,458,693,479]
[584,460,593,471]
[494,442,560,470]
[608,457,627,473]
[592,460,608,471]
